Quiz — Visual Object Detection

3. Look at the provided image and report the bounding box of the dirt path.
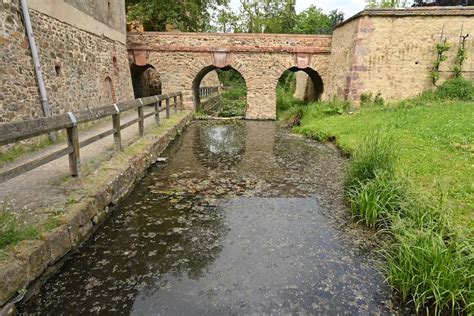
[0,107,175,221]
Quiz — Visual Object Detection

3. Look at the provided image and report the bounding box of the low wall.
[0,111,193,313]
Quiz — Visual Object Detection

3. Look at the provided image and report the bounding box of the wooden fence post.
[173,95,178,113]
[66,112,80,176]
[112,104,121,151]
[166,97,170,119]
[154,96,160,125]
[138,99,144,136]
[179,93,183,110]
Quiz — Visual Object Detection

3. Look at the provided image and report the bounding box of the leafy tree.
[294,6,344,34]
[126,0,229,32]
[413,0,474,5]
[237,0,296,33]
[366,0,408,8]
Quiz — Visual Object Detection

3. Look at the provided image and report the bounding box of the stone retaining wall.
[0,111,193,313]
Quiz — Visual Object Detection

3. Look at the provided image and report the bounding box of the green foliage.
[126,0,228,31]
[217,69,246,87]
[345,131,397,189]
[430,40,451,86]
[365,0,408,8]
[346,172,406,228]
[293,6,344,34]
[436,77,474,101]
[385,226,474,314]
[213,1,343,35]
[0,137,55,167]
[295,98,474,314]
[0,201,38,250]
[454,35,469,78]
[360,92,385,107]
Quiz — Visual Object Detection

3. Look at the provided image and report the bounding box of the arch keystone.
[295,53,312,69]
[212,50,230,68]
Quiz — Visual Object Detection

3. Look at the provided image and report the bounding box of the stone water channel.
[19,121,401,314]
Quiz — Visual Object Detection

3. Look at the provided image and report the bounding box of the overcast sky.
[229,0,368,20]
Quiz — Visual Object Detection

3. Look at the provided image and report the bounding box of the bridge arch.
[130,63,162,98]
[278,66,324,102]
[192,65,247,112]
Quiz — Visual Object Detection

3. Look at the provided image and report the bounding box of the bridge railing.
[0,92,183,183]
[199,86,219,98]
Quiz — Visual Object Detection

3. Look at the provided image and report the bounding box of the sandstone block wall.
[0,0,133,123]
[328,7,474,103]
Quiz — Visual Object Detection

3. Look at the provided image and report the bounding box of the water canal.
[19,121,400,314]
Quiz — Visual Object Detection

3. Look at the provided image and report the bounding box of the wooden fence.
[199,86,219,98]
[0,92,183,183]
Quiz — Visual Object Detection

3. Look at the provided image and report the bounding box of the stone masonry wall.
[0,0,133,123]
[328,8,474,103]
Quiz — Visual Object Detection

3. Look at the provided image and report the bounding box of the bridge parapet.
[127,32,332,54]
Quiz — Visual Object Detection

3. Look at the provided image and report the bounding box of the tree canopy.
[214,1,344,34]
[126,0,229,32]
[127,0,344,34]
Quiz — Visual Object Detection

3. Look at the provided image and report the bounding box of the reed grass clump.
[345,131,397,192]
[344,130,473,314]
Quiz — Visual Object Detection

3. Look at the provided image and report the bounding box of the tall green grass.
[384,225,473,314]
[344,131,473,314]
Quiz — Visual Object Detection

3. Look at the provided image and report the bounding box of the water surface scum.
[19,121,402,314]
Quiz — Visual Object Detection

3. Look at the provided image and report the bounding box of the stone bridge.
[127,8,474,120]
[127,32,332,119]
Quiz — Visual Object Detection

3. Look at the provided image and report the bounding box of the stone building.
[0,0,134,123]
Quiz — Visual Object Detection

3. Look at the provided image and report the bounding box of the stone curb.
[0,111,193,309]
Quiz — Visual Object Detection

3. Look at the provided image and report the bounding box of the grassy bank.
[280,78,474,314]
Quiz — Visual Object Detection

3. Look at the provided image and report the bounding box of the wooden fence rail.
[0,92,183,183]
[199,86,219,98]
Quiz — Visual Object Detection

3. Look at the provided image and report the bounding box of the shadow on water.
[19,121,404,314]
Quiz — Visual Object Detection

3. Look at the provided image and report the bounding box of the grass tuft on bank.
[280,78,474,314]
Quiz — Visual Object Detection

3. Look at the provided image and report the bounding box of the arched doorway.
[192,65,247,117]
[130,64,162,98]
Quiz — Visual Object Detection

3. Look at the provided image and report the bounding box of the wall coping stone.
[336,6,474,29]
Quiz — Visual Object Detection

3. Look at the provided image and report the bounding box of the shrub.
[345,131,397,190]
[221,84,247,100]
[360,92,385,107]
[280,104,305,128]
[436,77,474,101]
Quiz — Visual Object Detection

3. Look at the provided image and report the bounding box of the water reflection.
[19,121,400,315]
[194,121,246,168]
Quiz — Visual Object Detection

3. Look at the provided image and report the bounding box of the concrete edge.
[0,111,193,312]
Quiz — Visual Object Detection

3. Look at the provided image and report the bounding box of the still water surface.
[19,121,398,314]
